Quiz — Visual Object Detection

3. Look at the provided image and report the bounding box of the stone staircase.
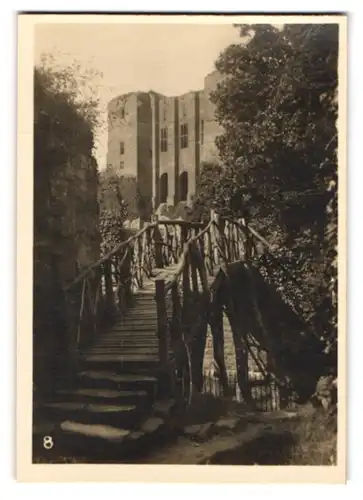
[36,363,177,462]
[34,276,179,463]
[33,263,216,463]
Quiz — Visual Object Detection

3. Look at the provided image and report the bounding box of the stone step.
[98,330,158,335]
[43,401,141,428]
[78,370,159,394]
[92,344,159,350]
[111,322,158,328]
[57,416,169,462]
[101,333,158,340]
[93,342,159,348]
[61,420,131,443]
[87,348,159,356]
[107,326,158,332]
[94,339,159,344]
[95,332,158,339]
[80,356,160,375]
[55,388,148,405]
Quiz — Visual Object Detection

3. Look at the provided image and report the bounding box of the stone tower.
[106,70,223,219]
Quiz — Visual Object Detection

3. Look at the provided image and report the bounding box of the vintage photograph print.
[17,14,347,482]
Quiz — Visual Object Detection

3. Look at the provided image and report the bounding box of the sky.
[35,23,242,169]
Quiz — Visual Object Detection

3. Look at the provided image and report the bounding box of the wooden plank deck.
[82,263,226,372]
[82,264,181,366]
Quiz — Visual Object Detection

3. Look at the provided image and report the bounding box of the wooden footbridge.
[36,213,324,461]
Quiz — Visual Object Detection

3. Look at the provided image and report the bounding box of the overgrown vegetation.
[193,24,338,363]
[289,408,337,465]
[99,164,142,255]
[33,56,101,397]
[99,165,128,255]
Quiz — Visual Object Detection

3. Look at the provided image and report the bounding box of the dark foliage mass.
[99,166,129,255]
[193,24,338,358]
[33,61,100,396]
[99,165,142,255]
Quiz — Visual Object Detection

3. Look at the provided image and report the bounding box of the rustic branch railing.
[59,208,307,407]
[155,221,213,404]
[62,221,192,354]
[153,216,260,403]
[153,213,306,406]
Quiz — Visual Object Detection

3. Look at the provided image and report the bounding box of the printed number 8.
[43,436,54,450]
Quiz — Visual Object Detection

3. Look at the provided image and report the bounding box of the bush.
[289,408,337,465]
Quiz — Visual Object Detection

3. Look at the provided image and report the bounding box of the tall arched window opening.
[179,171,188,202]
[160,173,168,204]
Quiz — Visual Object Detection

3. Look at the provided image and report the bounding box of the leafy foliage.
[99,165,129,255]
[34,55,102,163]
[98,163,146,255]
[193,24,338,354]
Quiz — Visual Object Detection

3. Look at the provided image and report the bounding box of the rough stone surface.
[153,399,176,419]
[184,422,214,441]
[141,423,274,465]
[60,421,130,442]
[33,147,100,396]
[184,424,203,437]
[201,426,296,465]
[141,417,164,434]
[128,431,145,441]
[241,411,298,423]
[197,422,214,440]
[214,418,241,431]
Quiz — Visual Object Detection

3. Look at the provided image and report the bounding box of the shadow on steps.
[32,419,181,464]
[202,430,296,465]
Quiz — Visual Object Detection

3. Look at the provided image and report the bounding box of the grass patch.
[288,407,337,465]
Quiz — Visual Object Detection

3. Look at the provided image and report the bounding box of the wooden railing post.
[139,232,146,286]
[199,230,205,262]
[164,225,171,265]
[153,225,164,268]
[190,243,199,293]
[210,209,218,266]
[171,281,182,343]
[224,220,230,262]
[210,209,226,266]
[85,274,98,347]
[103,259,114,315]
[155,278,169,373]
[217,215,226,265]
[146,226,154,274]
[206,228,213,275]
[182,246,191,300]
[238,217,253,261]
[209,278,230,396]
[232,223,239,261]
[170,281,183,396]
[120,247,133,308]
[192,244,209,295]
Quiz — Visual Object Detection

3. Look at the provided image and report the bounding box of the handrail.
[64,223,153,291]
[64,219,207,292]
[156,220,207,228]
[164,220,212,294]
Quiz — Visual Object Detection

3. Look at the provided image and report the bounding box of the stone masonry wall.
[33,153,100,397]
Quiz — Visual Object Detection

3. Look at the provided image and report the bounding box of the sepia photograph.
[17,13,347,482]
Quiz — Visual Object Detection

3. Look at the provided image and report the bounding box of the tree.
[99,165,129,255]
[192,161,225,220]
[194,24,338,351]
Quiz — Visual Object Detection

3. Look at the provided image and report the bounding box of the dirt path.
[136,422,289,465]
